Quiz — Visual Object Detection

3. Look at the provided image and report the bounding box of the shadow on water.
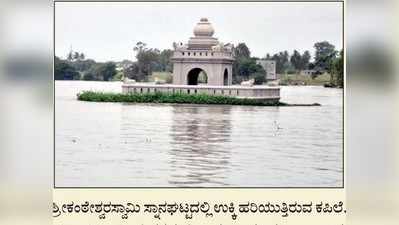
[168,105,232,187]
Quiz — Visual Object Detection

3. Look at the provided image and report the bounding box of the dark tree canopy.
[70,59,96,72]
[129,42,174,80]
[234,43,251,59]
[301,50,312,70]
[232,43,266,84]
[314,41,337,72]
[159,49,174,72]
[330,49,344,87]
[54,56,80,80]
[83,62,117,81]
[290,50,302,71]
[123,62,145,81]
[271,52,290,74]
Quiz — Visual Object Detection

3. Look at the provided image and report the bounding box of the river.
[55,81,343,187]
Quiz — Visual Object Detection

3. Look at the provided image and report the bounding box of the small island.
[77,91,321,107]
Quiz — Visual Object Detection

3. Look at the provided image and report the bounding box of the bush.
[82,72,95,81]
[81,62,117,81]
[251,72,266,85]
[54,57,80,80]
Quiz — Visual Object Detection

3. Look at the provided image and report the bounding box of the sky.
[55,2,343,62]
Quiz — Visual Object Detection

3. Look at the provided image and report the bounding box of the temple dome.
[193,18,214,37]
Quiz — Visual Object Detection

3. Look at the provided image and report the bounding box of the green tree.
[330,49,344,87]
[99,62,117,81]
[271,51,290,74]
[55,56,80,80]
[82,70,96,81]
[234,43,251,59]
[136,48,160,76]
[290,50,302,72]
[233,57,265,84]
[82,62,117,81]
[232,42,256,83]
[70,59,96,72]
[251,69,266,85]
[237,58,258,77]
[314,41,337,72]
[123,62,145,81]
[73,52,80,61]
[300,50,311,70]
[133,41,147,52]
[133,42,163,78]
[159,49,173,72]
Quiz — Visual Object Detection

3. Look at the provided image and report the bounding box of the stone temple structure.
[171,18,234,86]
[122,17,280,103]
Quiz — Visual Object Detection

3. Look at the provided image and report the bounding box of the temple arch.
[187,68,208,85]
[223,68,228,86]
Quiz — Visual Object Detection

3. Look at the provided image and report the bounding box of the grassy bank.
[279,73,331,86]
[77,91,321,106]
[149,72,173,83]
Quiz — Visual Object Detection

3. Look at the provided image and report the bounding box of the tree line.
[55,45,173,82]
[232,41,343,87]
[55,41,343,87]
[55,51,118,81]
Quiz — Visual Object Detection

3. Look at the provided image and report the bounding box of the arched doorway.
[223,68,228,85]
[187,68,207,85]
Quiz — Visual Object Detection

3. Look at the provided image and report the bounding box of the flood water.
[55,81,343,187]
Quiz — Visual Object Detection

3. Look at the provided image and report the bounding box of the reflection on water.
[55,81,343,187]
[169,106,232,186]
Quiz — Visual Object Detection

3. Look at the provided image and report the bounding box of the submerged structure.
[122,18,280,103]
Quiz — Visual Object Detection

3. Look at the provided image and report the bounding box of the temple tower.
[171,18,234,86]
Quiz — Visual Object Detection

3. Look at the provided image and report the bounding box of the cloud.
[55,2,343,62]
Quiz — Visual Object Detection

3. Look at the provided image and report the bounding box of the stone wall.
[122,84,280,103]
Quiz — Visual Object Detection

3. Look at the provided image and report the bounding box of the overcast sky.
[55,2,343,62]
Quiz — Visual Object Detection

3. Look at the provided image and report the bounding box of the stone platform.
[122,84,280,103]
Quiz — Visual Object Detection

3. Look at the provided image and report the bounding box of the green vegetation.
[314,41,337,72]
[279,73,331,86]
[232,43,266,84]
[82,62,117,81]
[124,42,173,82]
[55,53,117,81]
[55,41,342,88]
[77,91,281,106]
[77,91,321,106]
[54,57,80,80]
[329,50,344,88]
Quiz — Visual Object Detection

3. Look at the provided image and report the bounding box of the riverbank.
[279,73,331,86]
[77,91,321,106]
